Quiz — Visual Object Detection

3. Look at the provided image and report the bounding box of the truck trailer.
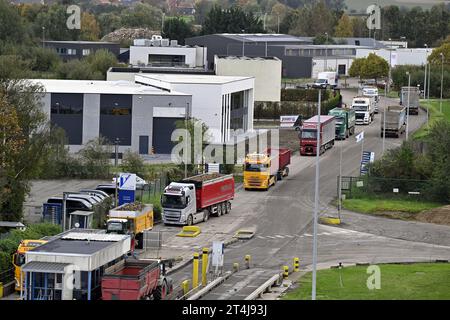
[300,115,335,156]
[313,71,338,89]
[381,105,407,138]
[101,259,172,300]
[162,173,235,226]
[352,96,375,125]
[328,107,356,140]
[243,148,291,190]
[400,86,420,115]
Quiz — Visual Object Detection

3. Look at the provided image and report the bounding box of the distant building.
[43,41,120,61]
[214,55,281,102]
[130,37,207,69]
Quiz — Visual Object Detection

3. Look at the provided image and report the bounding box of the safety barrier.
[177,226,201,237]
[244,273,283,300]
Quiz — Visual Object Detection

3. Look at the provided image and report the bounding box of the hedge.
[281,88,331,101]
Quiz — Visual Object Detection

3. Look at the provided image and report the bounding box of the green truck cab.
[328,107,356,140]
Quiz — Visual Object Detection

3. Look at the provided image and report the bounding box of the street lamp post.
[338,140,342,221]
[311,89,321,300]
[185,102,190,179]
[440,53,445,113]
[324,32,328,71]
[388,38,392,94]
[382,94,386,154]
[406,72,411,141]
[42,27,45,48]
[424,44,428,100]
[114,138,120,207]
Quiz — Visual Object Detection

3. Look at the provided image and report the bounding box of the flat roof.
[22,261,70,273]
[30,79,189,96]
[218,34,313,43]
[44,40,118,45]
[216,55,280,61]
[136,73,253,85]
[0,221,25,228]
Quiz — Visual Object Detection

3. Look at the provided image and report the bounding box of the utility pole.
[277,15,280,34]
[185,103,189,179]
[338,140,342,221]
[424,44,428,101]
[388,38,392,94]
[440,53,445,113]
[406,72,411,141]
[325,32,328,71]
[114,138,119,207]
[62,192,68,231]
[42,27,45,48]
[382,91,386,154]
[311,89,321,300]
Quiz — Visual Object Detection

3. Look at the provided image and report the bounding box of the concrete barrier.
[244,274,282,300]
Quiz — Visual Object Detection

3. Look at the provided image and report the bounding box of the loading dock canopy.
[22,261,72,274]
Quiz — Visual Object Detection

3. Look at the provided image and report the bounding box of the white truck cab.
[362,86,379,113]
[161,183,205,226]
[352,96,375,125]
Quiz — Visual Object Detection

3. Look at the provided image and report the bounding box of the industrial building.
[130,38,207,69]
[21,230,131,300]
[33,79,192,155]
[43,41,121,61]
[214,55,281,102]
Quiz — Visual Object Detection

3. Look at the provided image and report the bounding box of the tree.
[349,54,388,82]
[194,0,214,25]
[162,17,194,45]
[122,150,146,177]
[80,12,101,41]
[120,3,163,30]
[78,137,112,179]
[86,49,120,79]
[97,12,122,37]
[334,14,353,37]
[56,59,100,80]
[33,4,80,41]
[0,0,25,44]
[202,5,264,35]
[428,42,450,66]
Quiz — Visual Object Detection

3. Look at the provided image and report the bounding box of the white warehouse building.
[32,79,192,154]
[214,55,281,102]
[130,38,207,68]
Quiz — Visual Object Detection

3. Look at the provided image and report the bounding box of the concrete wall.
[356,48,430,66]
[215,57,281,102]
[130,46,199,67]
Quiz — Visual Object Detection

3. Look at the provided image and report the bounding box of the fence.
[0,267,14,285]
[338,176,431,199]
[136,171,169,201]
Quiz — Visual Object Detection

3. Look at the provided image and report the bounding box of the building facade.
[43,41,120,61]
[33,79,192,155]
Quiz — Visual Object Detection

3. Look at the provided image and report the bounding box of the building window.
[82,49,91,56]
[51,93,83,145]
[56,48,67,54]
[67,49,77,55]
[148,54,186,67]
[100,94,132,146]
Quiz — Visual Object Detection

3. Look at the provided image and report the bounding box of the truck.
[243,148,291,191]
[312,71,338,89]
[328,107,356,140]
[106,202,153,249]
[362,86,379,113]
[161,173,235,226]
[299,115,335,156]
[12,239,48,292]
[352,96,375,125]
[101,259,172,300]
[400,86,420,115]
[380,105,407,138]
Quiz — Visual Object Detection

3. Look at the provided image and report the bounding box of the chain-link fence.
[338,176,431,200]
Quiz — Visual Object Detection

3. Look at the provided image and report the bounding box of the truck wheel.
[277,171,283,181]
[226,201,231,213]
[154,281,167,300]
[187,215,194,226]
[346,129,349,138]
[203,209,209,222]
[217,205,222,217]
[221,202,227,215]
[285,167,289,177]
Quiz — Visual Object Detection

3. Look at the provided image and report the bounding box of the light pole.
[406,71,411,141]
[311,89,321,300]
[382,96,386,154]
[440,53,445,113]
[114,138,120,207]
[42,27,45,48]
[424,44,428,100]
[427,55,431,100]
[388,38,393,94]
[324,32,328,71]
[185,102,190,179]
[338,140,342,221]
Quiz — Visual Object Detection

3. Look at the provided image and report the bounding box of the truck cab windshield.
[14,253,25,266]
[107,222,126,233]
[334,116,344,124]
[316,79,327,84]
[301,129,317,139]
[161,194,186,208]
[245,163,268,172]
[353,105,368,111]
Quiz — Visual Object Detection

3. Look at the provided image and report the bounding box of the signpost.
[118,173,136,206]
[280,115,301,128]
[212,241,224,276]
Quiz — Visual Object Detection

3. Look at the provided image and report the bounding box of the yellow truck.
[12,239,48,292]
[106,202,153,250]
[243,148,291,191]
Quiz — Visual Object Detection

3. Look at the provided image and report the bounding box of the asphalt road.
[167,90,450,299]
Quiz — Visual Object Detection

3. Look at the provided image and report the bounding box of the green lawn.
[283,263,450,300]
[342,197,441,214]
[413,99,450,139]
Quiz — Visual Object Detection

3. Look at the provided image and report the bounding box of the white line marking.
[274,235,285,238]
[304,233,313,237]
[266,236,276,239]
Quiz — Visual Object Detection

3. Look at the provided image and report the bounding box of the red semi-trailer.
[299,115,335,156]
[101,259,172,300]
[161,173,235,225]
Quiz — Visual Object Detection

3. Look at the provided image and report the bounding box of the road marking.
[304,233,313,237]
[266,236,276,239]
[257,236,266,239]
[285,235,294,238]
[274,235,285,238]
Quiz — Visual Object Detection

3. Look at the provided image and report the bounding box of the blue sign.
[360,151,375,175]
[118,190,135,206]
[43,203,62,225]
[118,173,136,205]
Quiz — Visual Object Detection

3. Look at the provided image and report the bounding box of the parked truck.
[107,202,153,249]
[161,173,235,226]
[299,115,335,156]
[328,107,356,140]
[312,71,338,89]
[352,96,375,125]
[400,86,420,115]
[101,259,172,300]
[362,86,379,113]
[243,148,291,191]
[381,105,407,138]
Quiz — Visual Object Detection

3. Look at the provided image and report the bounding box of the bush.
[281,88,330,102]
[121,150,145,177]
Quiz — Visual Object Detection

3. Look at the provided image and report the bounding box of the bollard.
[245,255,251,269]
[293,258,300,272]
[233,262,239,272]
[283,266,289,279]
[202,248,209,286]
[182,280,190,295]
[192,253,199,289]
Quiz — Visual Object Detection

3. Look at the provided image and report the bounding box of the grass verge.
[342,197,441,214]
[413,99,450,140]
[283,263,450,300]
